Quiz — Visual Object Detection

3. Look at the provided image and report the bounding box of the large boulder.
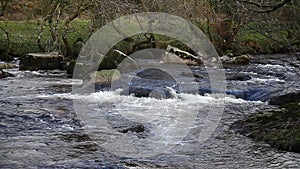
[120,68,178,99]
[19,52,64,71]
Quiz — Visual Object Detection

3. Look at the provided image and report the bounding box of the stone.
[0,69,14,78]
[19,52,64,71]
[0,53,14,62]
[0,63,17,69]
[162,45,202,65]
[269,91,300,106]
[120,68,178,99]
[226,73,251,81]
[118,124,145,133]
[66,60,76,75]
[222,55,250,67]
[83,69,122,91]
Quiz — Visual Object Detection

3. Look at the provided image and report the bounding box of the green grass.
[0,19,90,56]
[236,22,286,54]
[0,19,291,58]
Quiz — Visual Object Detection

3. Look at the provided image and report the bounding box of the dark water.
[1,54,300,168]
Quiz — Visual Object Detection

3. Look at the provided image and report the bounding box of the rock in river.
[120,68,178,99]
[269,91,300,106]
[0,53,14,62]
[0,69,13,78]
[222,55,250,67]
[19,52,64,71]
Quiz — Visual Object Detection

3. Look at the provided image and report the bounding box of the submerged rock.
[226,73,251,81]
[20,52,64,71]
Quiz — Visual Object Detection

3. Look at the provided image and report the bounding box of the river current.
[1,54,300,168]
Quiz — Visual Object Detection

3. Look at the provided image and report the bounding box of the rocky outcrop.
[19,52,64,71]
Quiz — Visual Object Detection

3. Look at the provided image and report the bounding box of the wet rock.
[136,68,174,80]
[161,52,201,66]
[0,69,14,78]
[118,124,145,133]
[269,91,300,106]
[66,60,76,75]
[19,52,64,71]
[227,89,271,101]
[120,68,178,99]
[0,63,17,69]
[83,69,122,91]
[0,53,14,62]
[122,87,175,99]
[231,100,300,153]
[226,73,251,81]
[222,55,250,67]
[165,45,202,65]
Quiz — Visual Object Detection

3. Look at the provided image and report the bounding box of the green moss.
[92,69,121,83]
[233,101,300,153]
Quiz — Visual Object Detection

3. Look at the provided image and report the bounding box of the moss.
[92,69,121,83]
[232,101,300,153]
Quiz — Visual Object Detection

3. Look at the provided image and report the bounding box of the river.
[1,54,300,168]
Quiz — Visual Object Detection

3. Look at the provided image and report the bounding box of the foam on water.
[259,64,287,69]
[248,77,285,83]
[37,89,249,104]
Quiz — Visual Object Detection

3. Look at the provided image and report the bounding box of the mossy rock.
[19,52,64,71]
[231,100,300,153]
[0,53,14,62]
[83,69,122,91]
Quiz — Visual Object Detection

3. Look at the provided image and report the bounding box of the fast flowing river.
[1,54,300,168]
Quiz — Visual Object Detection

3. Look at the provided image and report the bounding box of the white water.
[37,89,256,157]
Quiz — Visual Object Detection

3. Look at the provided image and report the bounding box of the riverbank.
[0,20,292,59]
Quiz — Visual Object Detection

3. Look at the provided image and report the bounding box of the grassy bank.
[0,20,290,57]
[0,20,90,56]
